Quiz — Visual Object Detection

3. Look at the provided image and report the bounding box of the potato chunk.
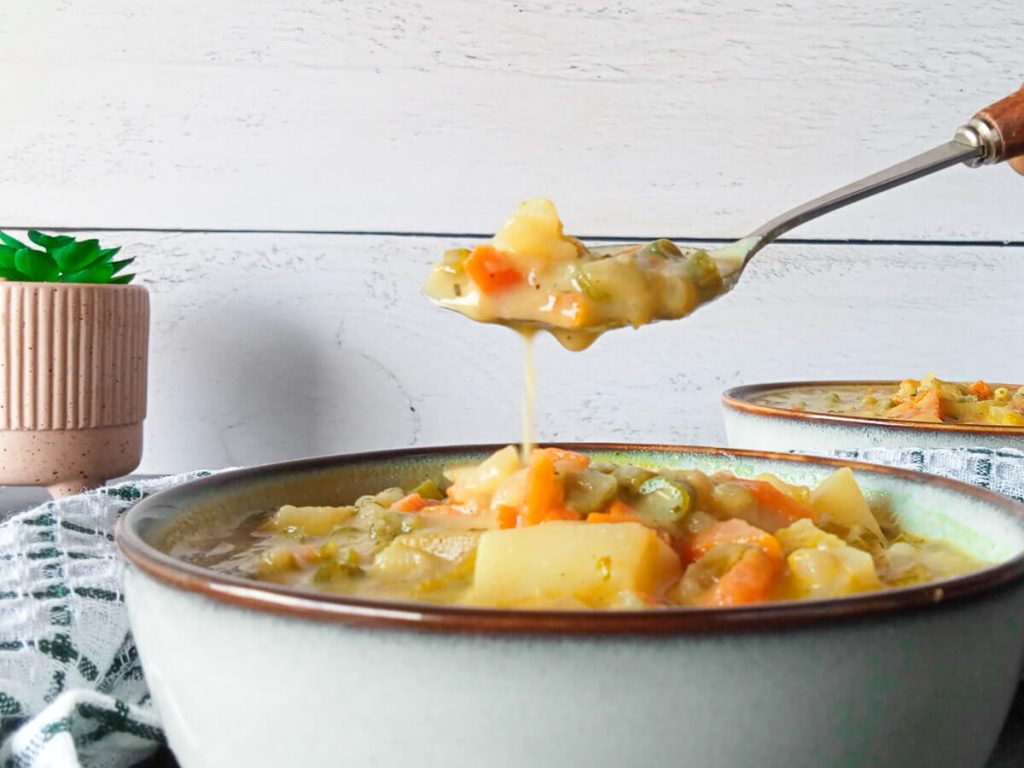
[471,522,682,608]
[263,505,357,537]
[777,519,881,598]
[810,468,883,540]
[445,446,522,505]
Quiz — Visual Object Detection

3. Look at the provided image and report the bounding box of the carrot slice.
[542,507,583,522]
[969,380,993,400]
[699,548,780,607]
[390,493,429,513]
[524,451,563,526]
[549,291,593,328]
[536,447,590,470]
[292,544,321,566]
[731,479,814,527]
[684,519,782,563]
[887,388,942,422]
[463,244,522,293]
[497,505,520,530]
[586,500,640,524]
[417,503,475,516]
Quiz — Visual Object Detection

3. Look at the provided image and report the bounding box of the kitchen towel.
[0,472,218,768]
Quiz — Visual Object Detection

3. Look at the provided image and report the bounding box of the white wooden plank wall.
[2,0,1023,238]
[2,1,1022,473]
[0,230,1006,473]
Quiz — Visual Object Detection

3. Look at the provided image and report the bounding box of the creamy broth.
[756,374,1024,426]
[520,330,537,460]
[172,447,983,610]
[423,199,728,350]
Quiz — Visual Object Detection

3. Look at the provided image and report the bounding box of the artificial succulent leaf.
[15,248,59,282]
[27,230,56,248]
[46,236,76,251]
[52,239,102,273]
[0,232,27,250]
[0,267,27,281]
[0,245,17,270]
[97,247,121,260]
[108,257,135,277]
[61,263,115,284]
[109,274,135,284]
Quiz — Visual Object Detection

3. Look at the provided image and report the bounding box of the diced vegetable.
[786,546,880,599]
[390,493,430,513]
[684,519,781,563]
[714,479,813,532]
[809,467,883,540]
[262,505,357,537]
[524,449,563,525]
[445,446,522,505]
[586,499,640,524]
[700,547,780,607]
[776,519,881,598]
[887,389,942,422]
[537,447,590,470]
[564,470,619,514]
[632,475,692,531]
[471,521,682,608]
[462,244,523,293]
[969,380,993,399]
[411,479,444,501]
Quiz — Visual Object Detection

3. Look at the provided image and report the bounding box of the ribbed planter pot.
[0,283,149,497]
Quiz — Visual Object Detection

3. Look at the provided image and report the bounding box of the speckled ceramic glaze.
[119,445,1024,768]
[723,381,1024,454]
[0,283,149,497]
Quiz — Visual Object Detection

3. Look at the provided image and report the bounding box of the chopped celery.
[685,250,723,297]
[639,238,683,259]
[412,478,445,501]
[564,470,619,514]
[636,476,692,521]
[567,264,608,300]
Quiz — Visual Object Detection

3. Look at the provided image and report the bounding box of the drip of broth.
[519,327,537,461]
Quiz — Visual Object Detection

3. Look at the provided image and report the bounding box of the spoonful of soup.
[425,85,1024,350]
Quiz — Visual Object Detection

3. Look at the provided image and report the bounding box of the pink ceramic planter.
[0,282,149,497]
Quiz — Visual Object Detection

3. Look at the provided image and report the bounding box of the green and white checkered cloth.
[0,472,218,768]
[825,446,1024,505]
[1,449,1023,767]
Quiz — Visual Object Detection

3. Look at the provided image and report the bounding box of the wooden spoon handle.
[973,84,1024,165]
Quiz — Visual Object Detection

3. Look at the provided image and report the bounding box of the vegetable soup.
[172,446,983,610]
[756,374,1024,426]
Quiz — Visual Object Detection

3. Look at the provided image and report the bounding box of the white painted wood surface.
[2,0,1023,239]
[7,230,1004,474]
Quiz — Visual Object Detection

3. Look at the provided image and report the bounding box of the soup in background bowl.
[723,379,1024,453]
[118,444,1024,768]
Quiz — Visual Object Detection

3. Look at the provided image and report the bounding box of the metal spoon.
[605,84,1024,287]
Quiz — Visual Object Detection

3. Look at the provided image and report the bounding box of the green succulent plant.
[0,230,134,284]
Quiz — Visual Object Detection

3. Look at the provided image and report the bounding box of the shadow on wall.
[150,299,325,468]
[147,295,425,470]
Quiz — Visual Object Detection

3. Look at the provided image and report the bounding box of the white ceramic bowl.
[118,445,1024,768]
[723,381,1024,453]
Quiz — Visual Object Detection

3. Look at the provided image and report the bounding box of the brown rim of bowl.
[117,443,1024,637]
[723,380,1024,435]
